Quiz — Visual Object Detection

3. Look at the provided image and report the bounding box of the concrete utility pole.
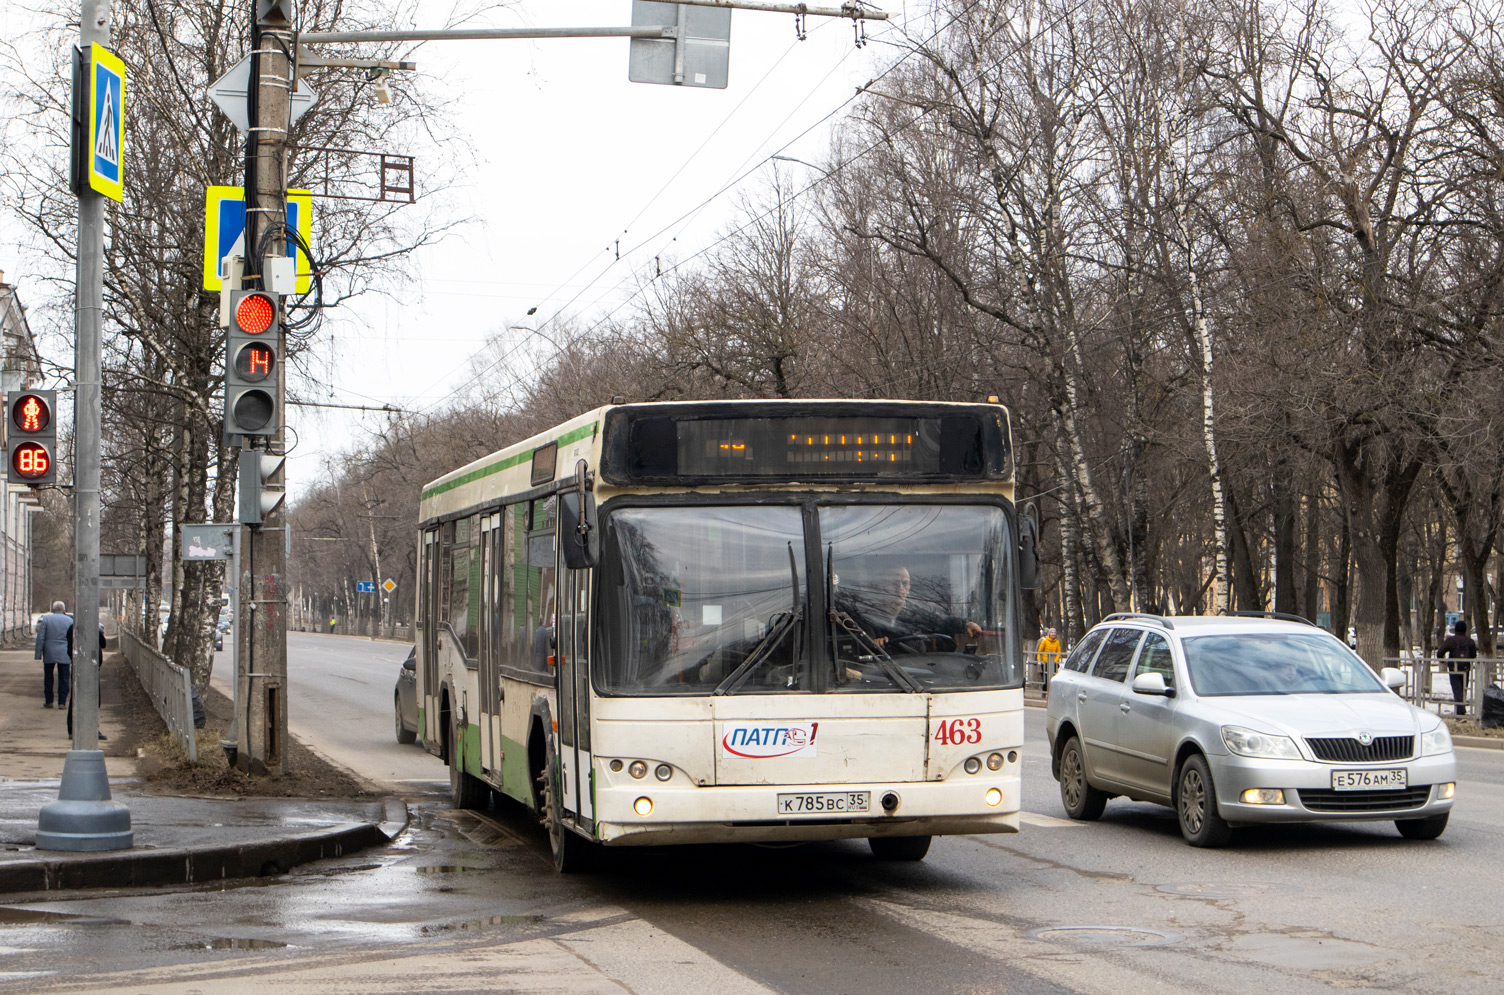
[238,0,292,775]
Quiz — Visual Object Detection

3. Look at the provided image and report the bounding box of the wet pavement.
[0,646,402,895]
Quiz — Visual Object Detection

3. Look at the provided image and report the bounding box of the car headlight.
[1221,725,1301,760]
[1421,723,1453,756]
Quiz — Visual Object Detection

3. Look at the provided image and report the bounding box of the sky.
[0,1,916,500]
[284,0,910,495]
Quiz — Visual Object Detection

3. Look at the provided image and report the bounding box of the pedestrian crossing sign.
[88,43,125,203]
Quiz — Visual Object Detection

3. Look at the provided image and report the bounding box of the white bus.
[416,400,1037,870]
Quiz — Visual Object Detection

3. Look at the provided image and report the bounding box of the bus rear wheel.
[536,758,597,873]
[868,835,931,861]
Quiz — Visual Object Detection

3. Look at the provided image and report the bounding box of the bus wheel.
[868,835,931,861]
[536,758,596,873]
[448,721,488,810]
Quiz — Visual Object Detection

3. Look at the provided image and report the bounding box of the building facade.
[0,270,44,645]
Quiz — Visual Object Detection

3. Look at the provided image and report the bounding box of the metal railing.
[119,629,198,762]
[1383,656,1500,718]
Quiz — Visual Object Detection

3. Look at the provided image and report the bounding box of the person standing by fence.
[1438,619,1477,717]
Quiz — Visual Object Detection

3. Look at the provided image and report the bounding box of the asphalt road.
[2,644,1500,993]
[209,631,447,796]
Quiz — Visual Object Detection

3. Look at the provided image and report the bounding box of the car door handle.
[1078,693,1087,702]
[1119,702,1131,712]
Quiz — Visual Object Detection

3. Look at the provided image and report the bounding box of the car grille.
[1304,736,1413,763]
[1297,787,1431,812]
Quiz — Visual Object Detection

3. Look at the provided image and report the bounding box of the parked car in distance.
[1046,612,1457,847]
[394,645,419,745]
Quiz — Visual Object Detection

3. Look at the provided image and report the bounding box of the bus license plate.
[1331,769,1407,790]
[777,791,871,816]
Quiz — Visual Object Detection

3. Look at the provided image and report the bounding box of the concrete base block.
[35,750,132,852]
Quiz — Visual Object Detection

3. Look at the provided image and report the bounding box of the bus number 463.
[934,718,981,745]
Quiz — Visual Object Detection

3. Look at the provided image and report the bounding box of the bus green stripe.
[421,422,598,503]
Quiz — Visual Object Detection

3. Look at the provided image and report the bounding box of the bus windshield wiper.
[715,544,803,695]
[826,545,923,693]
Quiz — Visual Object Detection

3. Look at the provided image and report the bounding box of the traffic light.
[6,389,57,486]
[238,450,286,525]
[224,290,279,442]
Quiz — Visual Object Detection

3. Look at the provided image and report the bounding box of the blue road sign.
[202,186,313,292]
[356,581,376,593]
[88,44,125,202]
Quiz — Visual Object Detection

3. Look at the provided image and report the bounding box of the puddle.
[1026,926,1183,947]
[414,864,489,875]
[420,914,548,934]
[0,908,124,926]
[171,936,289,950]
[1157,882,1302,899]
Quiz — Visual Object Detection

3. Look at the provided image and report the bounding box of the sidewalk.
[0,644,405,895]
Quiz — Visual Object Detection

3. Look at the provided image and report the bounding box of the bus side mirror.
[560,491,599,569]
[1018,507,1040,590]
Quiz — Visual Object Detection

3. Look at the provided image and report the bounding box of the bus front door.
[555,565,594,827]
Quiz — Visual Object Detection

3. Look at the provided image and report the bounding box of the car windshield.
[1182,632,1387,696]
[596,503,1018,695]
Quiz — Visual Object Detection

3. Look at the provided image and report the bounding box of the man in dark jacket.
[1437,619,1477,716]
[34,601,72,708]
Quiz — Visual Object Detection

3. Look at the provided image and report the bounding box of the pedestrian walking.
[1437,619,1477,716]
[34,601,72,709]
[66,621,108,741]
[329,615,337,633]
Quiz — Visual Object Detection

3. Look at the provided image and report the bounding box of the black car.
[394,646,419,744]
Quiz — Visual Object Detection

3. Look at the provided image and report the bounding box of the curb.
[1453,735,1504,751]
[0,798,408,895]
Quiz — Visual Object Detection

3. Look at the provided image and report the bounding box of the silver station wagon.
[1045,613,1457,847]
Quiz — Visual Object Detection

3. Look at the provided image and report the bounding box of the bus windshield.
[598,503,1018,695]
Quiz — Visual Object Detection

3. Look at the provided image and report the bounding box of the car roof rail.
[1224,610,1317,626]
[1101,612,1175,631]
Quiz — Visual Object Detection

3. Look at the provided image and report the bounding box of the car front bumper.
[1209,751,1457,825]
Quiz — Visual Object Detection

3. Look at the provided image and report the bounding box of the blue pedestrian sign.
[201,186,313,292]
[356,581,376,593]
[88,44,125,202]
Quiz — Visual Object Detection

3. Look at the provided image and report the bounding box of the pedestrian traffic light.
[224,290,279,442]
[6,389,58,486]
[238,450,286,525]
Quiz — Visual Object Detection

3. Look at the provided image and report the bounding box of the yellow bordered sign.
[88,44,125,202]
[201,186,313,293]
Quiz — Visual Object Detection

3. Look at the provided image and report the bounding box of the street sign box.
[629,2,731,89]
[356,581,376,593]
[181,524,235,561]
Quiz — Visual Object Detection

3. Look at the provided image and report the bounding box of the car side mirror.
[1380,666,1405,690]
[1131,671,1174,697]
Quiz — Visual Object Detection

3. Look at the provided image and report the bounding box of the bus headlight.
[964,757,981,774]
[985,788,1003,807]
[654,764,672,781]
[634,796,654,816]
[986,753,1005,771]
[628,761,648,779]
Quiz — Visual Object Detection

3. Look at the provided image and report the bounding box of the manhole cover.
[1156,882,1301,898]
[1025,926,1183,947]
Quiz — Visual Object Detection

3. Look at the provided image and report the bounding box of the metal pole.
[299,25,674,44]
[72,0,108,753]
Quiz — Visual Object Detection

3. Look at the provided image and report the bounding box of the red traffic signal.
[5,389,57,485]
[234,292,276,335]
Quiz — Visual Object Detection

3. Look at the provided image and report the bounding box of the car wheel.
[394,693,416,744]
[448,719,489,810]
[1058,735,1107,820]
[868,835,932,861]
[536,756,597,873]
[1176,754,1232,847]
[1395,812,1448,840]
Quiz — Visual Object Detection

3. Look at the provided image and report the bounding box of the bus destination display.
[609,408,1003,482]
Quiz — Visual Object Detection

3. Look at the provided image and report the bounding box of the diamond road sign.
[382,579,396,593]
[208,54,317,134]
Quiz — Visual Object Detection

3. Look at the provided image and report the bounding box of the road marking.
[1018,810,1083,827]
